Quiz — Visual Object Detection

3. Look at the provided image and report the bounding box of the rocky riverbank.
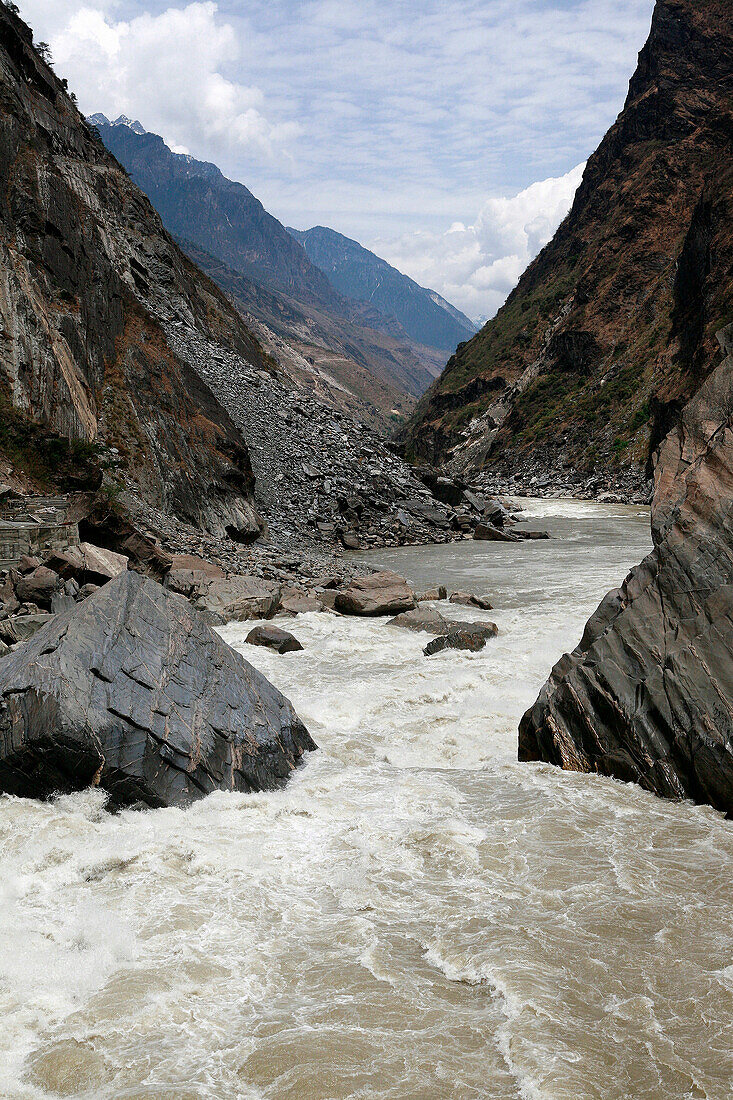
[468,458,653,506]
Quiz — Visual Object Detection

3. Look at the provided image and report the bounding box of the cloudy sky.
[21,0,655,320]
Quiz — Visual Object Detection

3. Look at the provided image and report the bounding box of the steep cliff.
[402,0,733,491]
[520,324,733,814]
[0,7,266,538]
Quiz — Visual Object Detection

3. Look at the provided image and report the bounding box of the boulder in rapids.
[0,571,315,808]
[424,622,498,656]
[245,625,304,654]
[387,607,453,635]
[334,571,416,616]
[416,586,448,602]
[449,591,493,611]
[278,590,324,615]
[386,606,491,636]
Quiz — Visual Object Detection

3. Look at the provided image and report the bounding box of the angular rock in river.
[424,623,498,656]
[416,586,448,602]
[245,625,304,654]
[278,590,323,615]
[387,607,453,635]
[474,524,521,543]
[0,571,315,808]
[519,331,733,815]
[335,571,416,617]
[449,591,493,611]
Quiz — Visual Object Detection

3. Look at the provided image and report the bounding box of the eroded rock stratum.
[520,327,733,815]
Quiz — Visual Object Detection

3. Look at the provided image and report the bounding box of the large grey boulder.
[0,571,315,808]
[335,571,416,616]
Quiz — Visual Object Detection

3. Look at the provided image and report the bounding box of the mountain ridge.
[287,224,476,353]
[92,118,452,414]
[401,0,733,495]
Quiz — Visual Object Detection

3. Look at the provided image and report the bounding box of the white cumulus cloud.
[19,1,298,161]
[373,163,585,322]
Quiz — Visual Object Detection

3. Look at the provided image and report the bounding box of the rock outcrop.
[335,571,416,617]
[0,7,265,539]
[0,571,315,808]
[402,0,732,497]
[520,327,733,815]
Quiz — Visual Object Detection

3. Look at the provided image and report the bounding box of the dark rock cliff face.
[0,8,266,538]
[519,325,733,815]
[288,225,476,354]
[402,0,733,489]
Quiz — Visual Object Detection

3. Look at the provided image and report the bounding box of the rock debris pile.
[165,324,461,551]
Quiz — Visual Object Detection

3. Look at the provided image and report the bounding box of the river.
[1,499,731,1099]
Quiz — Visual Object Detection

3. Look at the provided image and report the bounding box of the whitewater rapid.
[1,499,731,1099]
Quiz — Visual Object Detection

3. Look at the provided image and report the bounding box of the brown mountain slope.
[0,6,266,538]
[402,0,733,491]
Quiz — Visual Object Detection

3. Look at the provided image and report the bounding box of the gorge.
[0,0,731,1096]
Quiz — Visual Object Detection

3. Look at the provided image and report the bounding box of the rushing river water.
[1,499,732,1100]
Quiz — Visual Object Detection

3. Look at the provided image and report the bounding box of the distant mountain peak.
[88,113,146,135]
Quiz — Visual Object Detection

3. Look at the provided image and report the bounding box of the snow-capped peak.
[87,113,146,135]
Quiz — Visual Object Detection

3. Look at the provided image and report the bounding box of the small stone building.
[0,496,80,569]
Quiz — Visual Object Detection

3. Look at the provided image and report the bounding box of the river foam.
[1,500,731,1099]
